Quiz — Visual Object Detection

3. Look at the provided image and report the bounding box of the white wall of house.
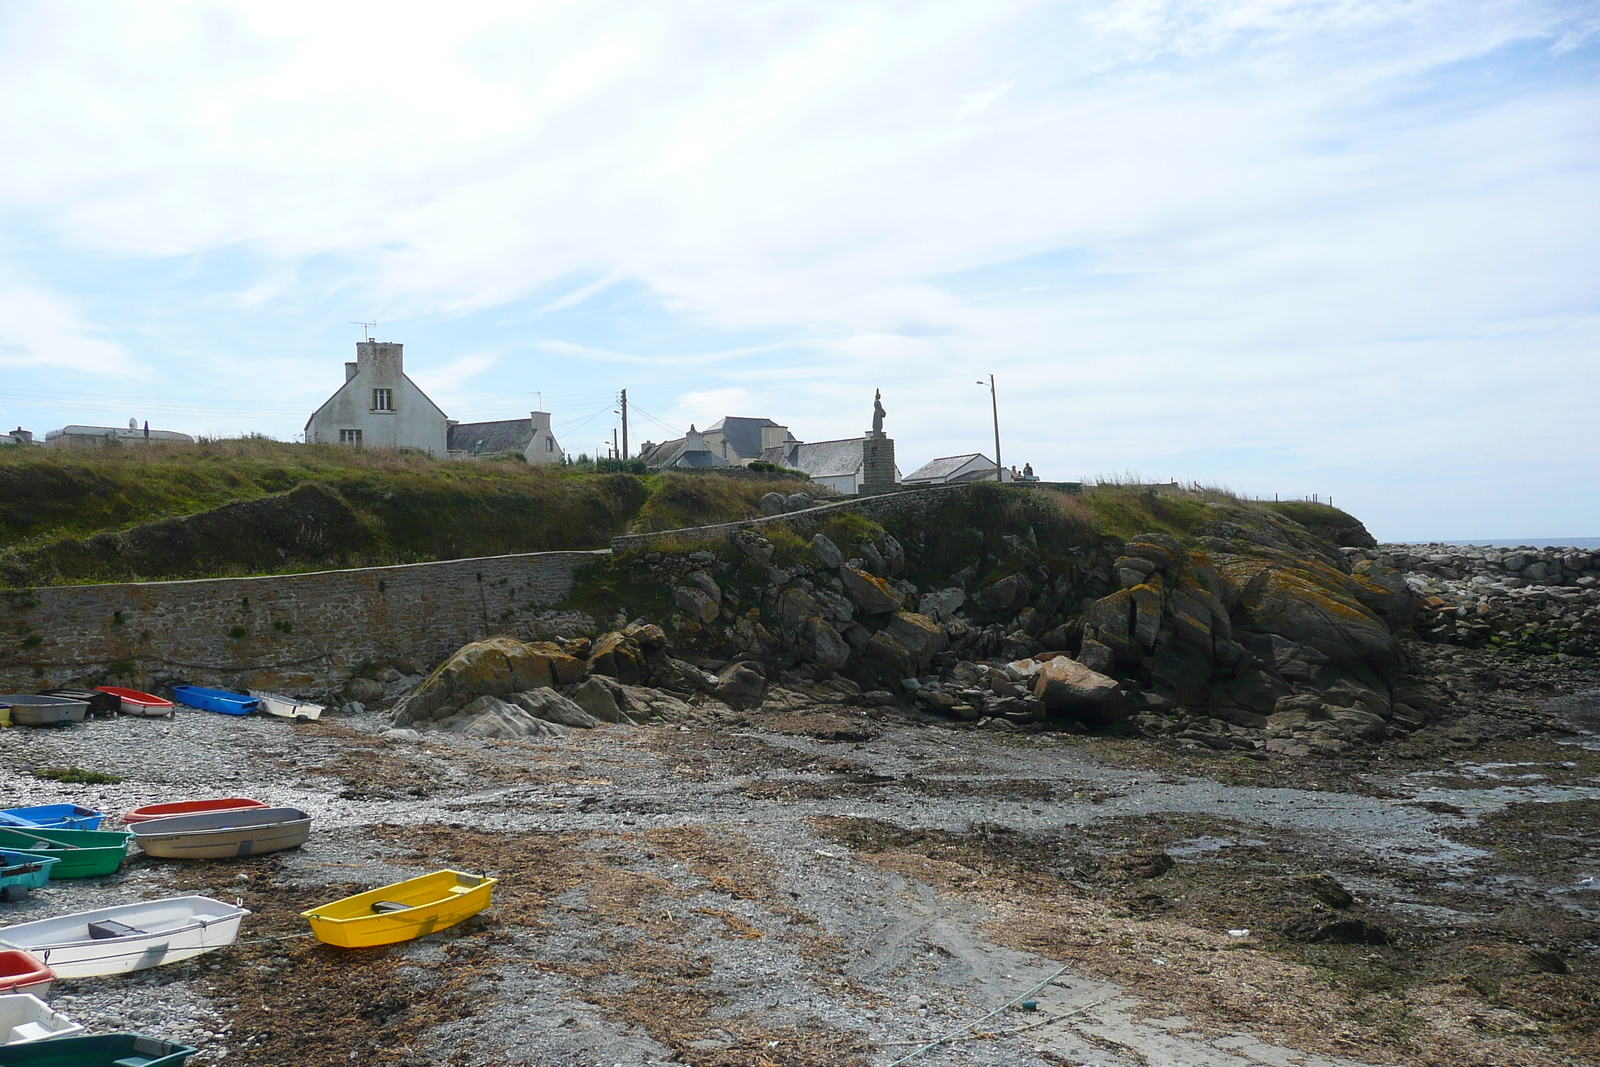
[305,341,449,456]
[812,473,859,495]
[523,411,564,466]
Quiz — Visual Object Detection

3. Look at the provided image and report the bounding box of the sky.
[0,0,1595,542]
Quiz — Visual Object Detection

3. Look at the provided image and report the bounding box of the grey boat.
[129,806,312,860]
[0,696,88,728]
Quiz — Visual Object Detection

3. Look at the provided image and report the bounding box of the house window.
[339,429,363,445]
[372,388,393,411]
[546,437,554,452]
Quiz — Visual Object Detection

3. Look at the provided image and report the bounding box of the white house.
[447,412,565,465]
[902,453,1012,486]
[304,341,450,456]
[758,432,902,496]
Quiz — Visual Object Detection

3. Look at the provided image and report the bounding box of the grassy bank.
[0,440,814,586]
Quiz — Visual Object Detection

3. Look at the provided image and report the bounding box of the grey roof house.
[902,453,1012,485]
[447,412,564,465]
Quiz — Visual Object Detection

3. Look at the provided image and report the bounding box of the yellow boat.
[300,870,497,949]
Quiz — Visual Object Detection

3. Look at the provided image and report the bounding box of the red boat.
[95,686,176,718]
[122,798,269,825]
[0,949,55,996]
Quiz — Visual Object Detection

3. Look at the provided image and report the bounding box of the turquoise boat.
[0,1033,195,1065]
[169,686,256,716]
[0,853,58,903]
[0,829,131,880]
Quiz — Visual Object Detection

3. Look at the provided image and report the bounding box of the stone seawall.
[1352,543,1600,655]
[0,551,605,696]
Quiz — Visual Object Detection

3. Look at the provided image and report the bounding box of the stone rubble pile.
[1353,544,1600,656]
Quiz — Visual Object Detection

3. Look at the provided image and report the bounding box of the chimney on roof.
[531,411,552,434]
[685,423,704,451]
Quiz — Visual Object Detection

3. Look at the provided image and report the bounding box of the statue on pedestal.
[871,389,886,435]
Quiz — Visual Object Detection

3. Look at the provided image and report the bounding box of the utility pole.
[619,389,629,460]
[978,374,1002,481]
[612,428,620,460]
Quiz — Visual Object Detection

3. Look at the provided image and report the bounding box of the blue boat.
[0,806,104,832]
[0,850,59,903]
[169,686,258,716]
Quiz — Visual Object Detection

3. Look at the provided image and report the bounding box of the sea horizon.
[1395,537,1600,550]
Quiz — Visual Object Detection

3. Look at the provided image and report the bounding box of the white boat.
[0,896,249,978]
[248,690,323,722]
[0,993,82,1043]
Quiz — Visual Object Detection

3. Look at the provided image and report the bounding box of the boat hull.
[131,808,311,860]
[0,697,86,728]
[0,952,53,998]
[0,854,58,903]
[169,686,256,716]
[0,829,132,880]
[122,798,266,825]
[0,896,248,978]
[94,686,175,718]
[248,691,323,721]
[303,870,496,949]
[0,1033,196,1065]
[0,993,83,1044]
[0,806,103,832]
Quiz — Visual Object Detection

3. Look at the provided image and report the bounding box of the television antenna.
[350,321,377,340]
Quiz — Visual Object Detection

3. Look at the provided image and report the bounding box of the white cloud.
[0,286,134,374]
[0,1,1594,536]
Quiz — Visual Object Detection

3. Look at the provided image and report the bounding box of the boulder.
[1123,533,1183,572]
[803,619,853,669]
[433,695,569,739]
[569,677,627,723]
[759,492,786,517]
[588,630,647,685]
[917,587,966,620]
[783,492,815,512]
[525,642,587,685]
[392,636,564,727]
[1150,640,1212,706]
[1077,638,1115,674]
[969,574,1031,614]
[732,530,775,565]
[674,586,721,624]
[715,662,767,708]
[345,677,385,704]
[1032,657,1123,722]
[1130,581,1163,651]
[867,611,947,676]
[1086,589,1136,662]
[810,534,844,569]
[509,689,602,729]
[1224,555,1401,677]
[813,588,856,623]
[841,566,903,615]
[880,535,907,577]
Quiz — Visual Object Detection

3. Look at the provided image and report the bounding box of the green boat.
[0,827,132,879]
[0,1033,195,1066]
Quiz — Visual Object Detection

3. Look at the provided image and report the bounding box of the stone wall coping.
[7,548,613,595]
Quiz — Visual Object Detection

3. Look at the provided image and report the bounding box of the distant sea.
[1418,538,1600,550]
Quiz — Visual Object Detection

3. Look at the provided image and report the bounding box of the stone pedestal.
[861,432,897,493]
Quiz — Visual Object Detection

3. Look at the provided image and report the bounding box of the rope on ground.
[883,963,1071,1066]
[232,932,315,946]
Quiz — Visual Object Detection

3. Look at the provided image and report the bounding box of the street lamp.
[976,375,1002,482]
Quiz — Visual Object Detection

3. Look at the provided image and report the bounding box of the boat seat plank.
[88,919,148,940]
[370,901,412,914]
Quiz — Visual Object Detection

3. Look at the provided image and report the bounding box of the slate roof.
[448,418,534,455]
[705,416,788,461]
[776,438,865,479]
[639,436,733,469]
[903,453,991,483]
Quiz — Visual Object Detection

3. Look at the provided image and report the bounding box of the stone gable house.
[447,413,564,465]
[305,341,450,456]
